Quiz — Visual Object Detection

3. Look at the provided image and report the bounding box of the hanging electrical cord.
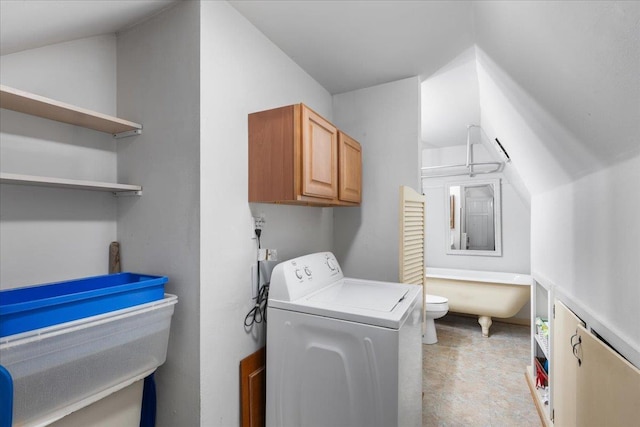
[255,228,261,293]
[244,281,269,327]
[245,228,269,327]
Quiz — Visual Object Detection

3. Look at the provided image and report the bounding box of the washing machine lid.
[307,280,409,312]
[269,278,422,329]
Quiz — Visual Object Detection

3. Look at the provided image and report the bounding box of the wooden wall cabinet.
[248,104,361,206]
[338,131,362,203]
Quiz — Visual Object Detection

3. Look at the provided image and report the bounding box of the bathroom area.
[410,13,640,423]
[418,45,532,341]
[1,1,639,427]
[415,50,536,421]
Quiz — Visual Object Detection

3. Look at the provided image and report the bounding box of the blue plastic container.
[0,272,167,337]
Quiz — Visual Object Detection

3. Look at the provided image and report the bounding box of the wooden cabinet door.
[301,105,338,200]
[575,325,640,427]
[338,132,362,203]
[553,300,585,427]
[240,347,266,427]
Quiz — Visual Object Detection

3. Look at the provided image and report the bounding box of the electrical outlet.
[254,214,265,230]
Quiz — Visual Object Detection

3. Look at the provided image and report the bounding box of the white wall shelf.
[0,172,142,195]
[528,278,553,426]
[0,85,142,138]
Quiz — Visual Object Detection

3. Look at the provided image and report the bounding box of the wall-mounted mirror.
[446,179,502,256]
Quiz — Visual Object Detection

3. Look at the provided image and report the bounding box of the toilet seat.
[426,295,448,304]
[425,294,448,311]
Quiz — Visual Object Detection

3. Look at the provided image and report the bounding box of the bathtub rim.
[425,267,532,286]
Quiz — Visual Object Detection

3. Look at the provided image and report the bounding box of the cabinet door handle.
[571,330,582,366]
[570,331,579,346]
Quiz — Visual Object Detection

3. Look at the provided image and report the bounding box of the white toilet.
[423,294,449,344]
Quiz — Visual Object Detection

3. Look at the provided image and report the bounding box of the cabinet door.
[575,325,640,427]
[240,347,266,427]
[301,105,338,200]
[553,300,584,427]
[338,132,362,203]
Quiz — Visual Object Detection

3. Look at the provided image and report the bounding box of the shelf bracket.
[113,129,142,139]
[113,190,142,197]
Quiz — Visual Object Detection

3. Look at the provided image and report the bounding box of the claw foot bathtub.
[425,268,531,337]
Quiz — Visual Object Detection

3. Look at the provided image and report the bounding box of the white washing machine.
[266,252,423,427]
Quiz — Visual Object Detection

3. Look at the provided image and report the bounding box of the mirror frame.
[445,178,502,257]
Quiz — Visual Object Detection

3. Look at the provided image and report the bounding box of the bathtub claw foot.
[478,316,492,337]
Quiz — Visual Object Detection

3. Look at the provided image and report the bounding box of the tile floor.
[422,314,541,427]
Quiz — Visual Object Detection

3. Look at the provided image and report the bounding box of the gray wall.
[333,77,421,282]
[116,2,201,426]
[0,35,118,289]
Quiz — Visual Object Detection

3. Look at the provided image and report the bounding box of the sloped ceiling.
[232,0,638,197]
[0,0,177,55]
[473,1,640,177]
[1,1,637,196]
[420,47,480,148]
[229,0,476,94]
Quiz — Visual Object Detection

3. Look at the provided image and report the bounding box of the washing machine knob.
[304,267,312,276]
[326,258,336,271]
[295,269,303,280]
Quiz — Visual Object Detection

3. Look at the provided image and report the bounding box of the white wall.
[0,35,118,288]
[532,154,640,366]
[419,48,531,276]
[332,77,421,282]
[116,2,201,426]
[199,2,333,425]
[422,144,531,274]
[421,47,479,148]
[473,2,640,363]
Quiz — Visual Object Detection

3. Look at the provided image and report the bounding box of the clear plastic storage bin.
[0,294,177,426]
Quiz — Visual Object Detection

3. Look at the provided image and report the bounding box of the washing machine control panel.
[292,264,313,280]
[269,252,344,302]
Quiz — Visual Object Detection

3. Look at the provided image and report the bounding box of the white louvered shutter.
[399,186,426,286]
